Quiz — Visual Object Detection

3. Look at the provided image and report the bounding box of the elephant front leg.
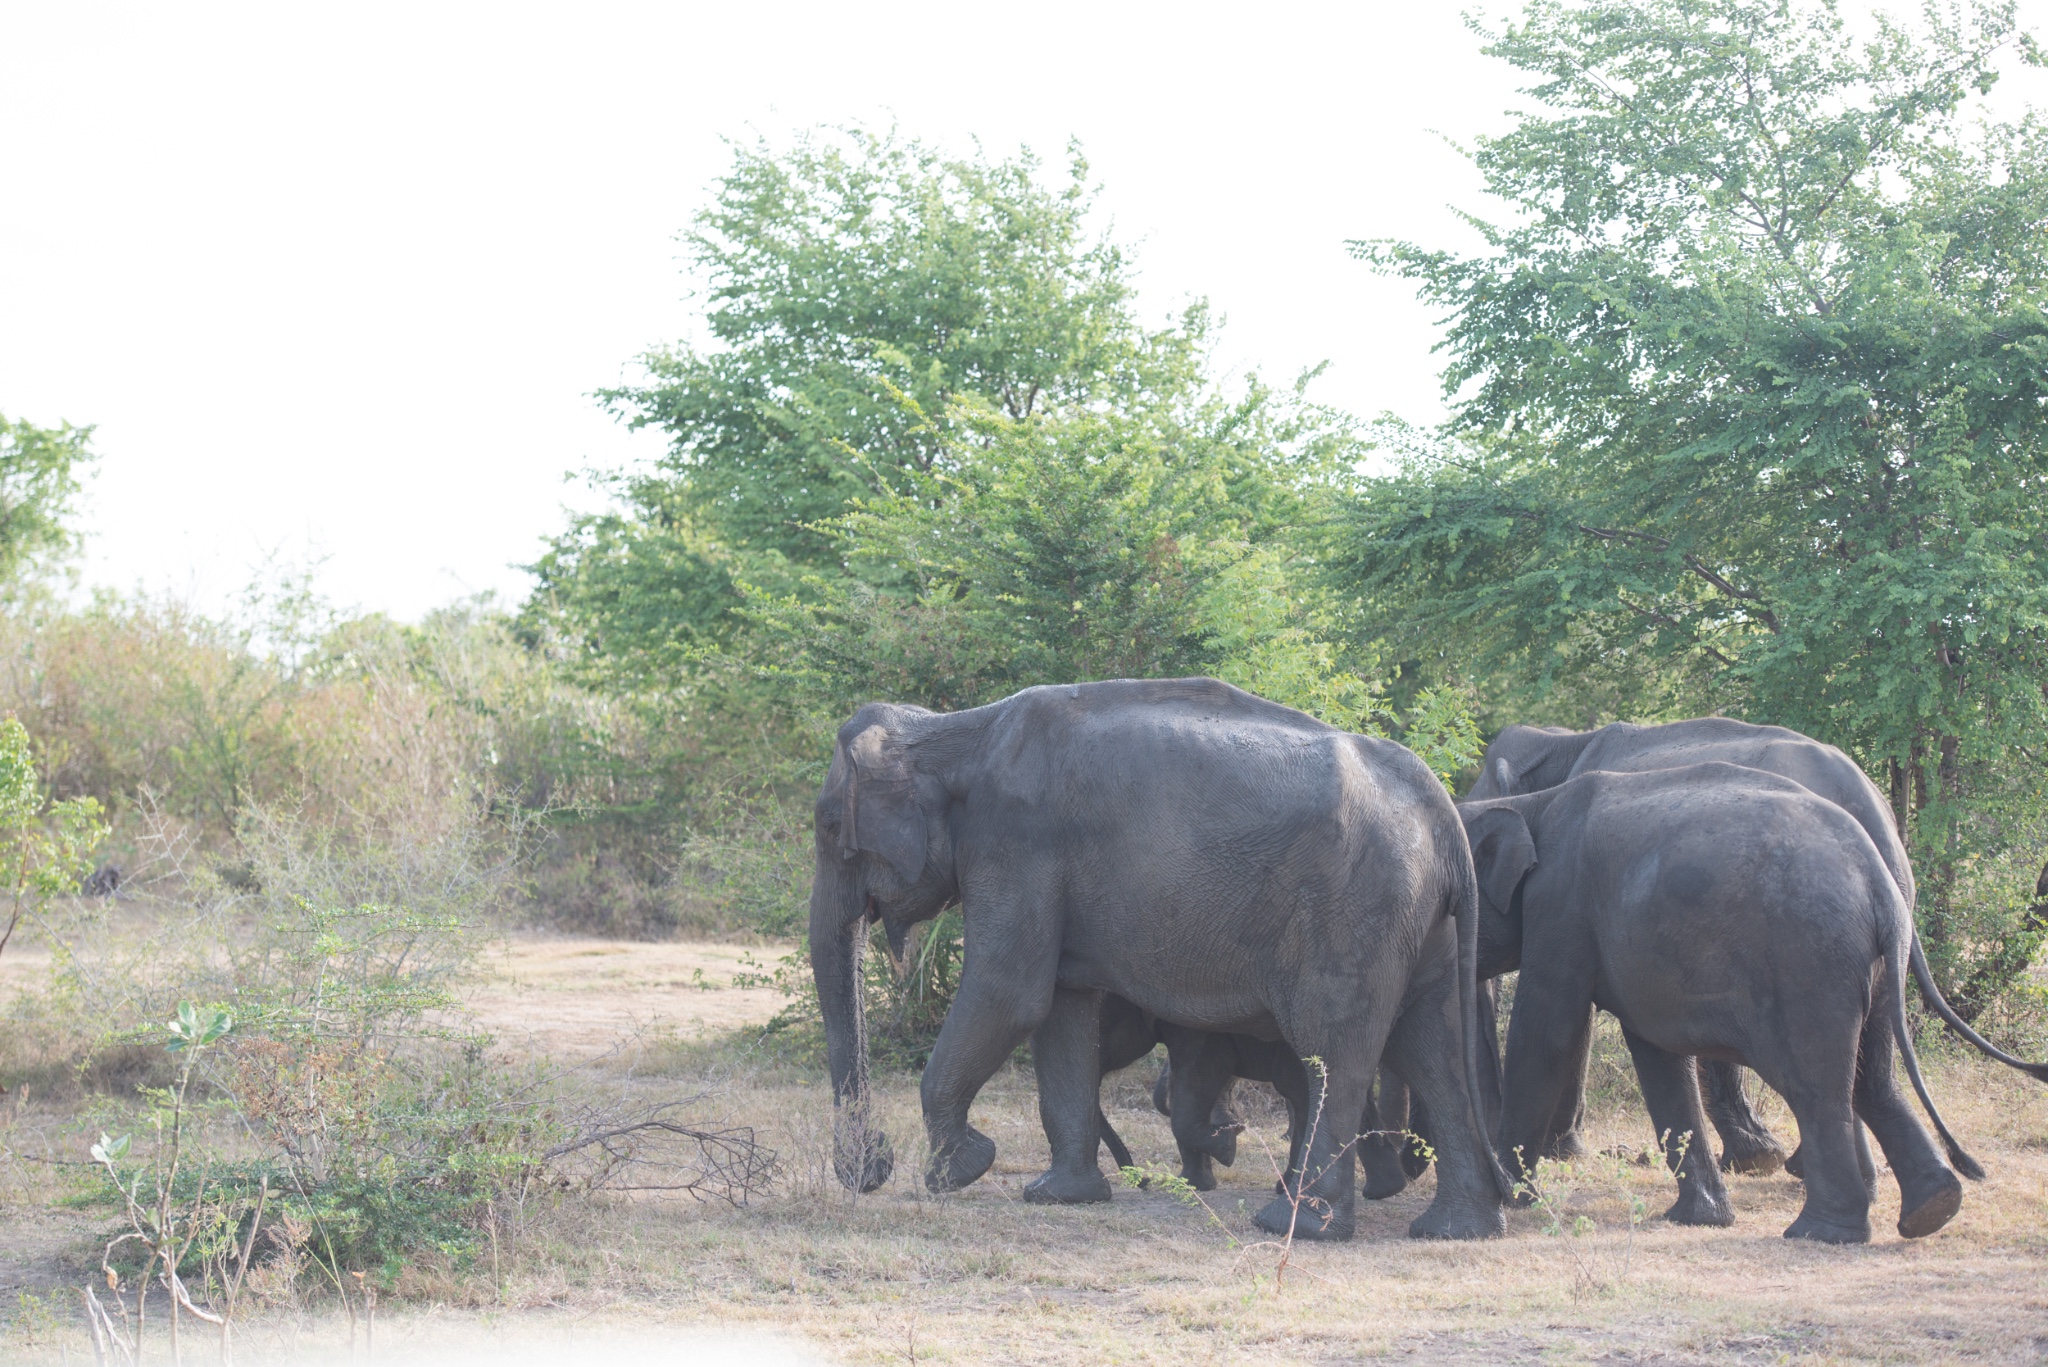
[919,967,1045,1194]
[1498,970,1598,1197]
[1024,987,1113,1205]
[1360,1069,1411,1200]
[1161,1029,1244,1191]
[1620,1025,1734,1228]
[1538,1003,1594,1161]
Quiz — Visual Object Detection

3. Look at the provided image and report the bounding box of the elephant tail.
[1908,932,2048,1083]
[1882,893,1986,1180]
[1444,817,1517,1203]
[1098,1106,1136,1175]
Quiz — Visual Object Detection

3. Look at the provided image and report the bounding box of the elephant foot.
[1254,1191,1354,1241]
[1360,1151,1410,1201]
[1538,1129,1588,1162]
[1408,1196,1506,1241]
[1180,1155,1219,1192]
[1399,1136,1433,1180]
[1784,1208,1870,1244]
[1783,1143,1806,1180]
[924,1127,996,1193]
[1023,1167,1112,1205]
[1897,1172,1962,1240]
[1663,1185,1735,1228]
[1187,1122,1241,1167]
[1717,1128,1787,1176]
[833,1130,895,1193]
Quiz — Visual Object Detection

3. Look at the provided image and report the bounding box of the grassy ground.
[4,936,2047,1364]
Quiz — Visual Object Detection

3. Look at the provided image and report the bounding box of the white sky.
[4,2,2042,622]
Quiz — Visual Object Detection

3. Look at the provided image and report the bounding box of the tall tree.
[0,413,93,585]
[529,127,1203,687]
[1339,0,2048,1002]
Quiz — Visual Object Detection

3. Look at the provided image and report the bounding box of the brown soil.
[461,935,794,1058]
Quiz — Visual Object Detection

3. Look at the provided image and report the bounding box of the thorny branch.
[544,1098,778,1205]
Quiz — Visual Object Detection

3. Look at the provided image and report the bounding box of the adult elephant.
[809,677,1510,1241]
[1457,717,2048,1176]
[1466,762,1982,1243]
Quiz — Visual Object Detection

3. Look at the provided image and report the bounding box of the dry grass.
[5,937,2047,1365]
[461,935,793,1058]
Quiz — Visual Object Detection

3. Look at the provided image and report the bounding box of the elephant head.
[1461,803,1538,975]
[1463,724,1596,799]
[809,704,959,1192]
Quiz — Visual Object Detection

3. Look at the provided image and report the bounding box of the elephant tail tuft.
[1907,933,2048,1086]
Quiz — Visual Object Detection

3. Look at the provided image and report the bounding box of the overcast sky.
[4,3,2042,622]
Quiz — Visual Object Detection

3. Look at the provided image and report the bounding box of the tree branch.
[1613,592,1737,666]
[1576,524,1780,632]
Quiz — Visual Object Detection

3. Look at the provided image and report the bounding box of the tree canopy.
[1340,0,2048,1002]
[528,128,1205,685]
[0,413,93,586]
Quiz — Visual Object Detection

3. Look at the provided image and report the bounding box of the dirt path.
[463,936,796,1059]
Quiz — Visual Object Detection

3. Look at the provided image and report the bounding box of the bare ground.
[5,934,2047,1365]
[461,934,794,1057]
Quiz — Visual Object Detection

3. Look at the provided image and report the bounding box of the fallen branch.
[544,1099,779,1205]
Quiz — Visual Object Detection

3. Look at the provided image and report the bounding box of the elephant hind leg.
[1253,1057,1373,1242]
[1620,1025,1734,1228]
[1851,1001,1961,1239]
[1381,957,1508,1240]
[1702,1060,1788,1175]
[1747,1031,1873,1243]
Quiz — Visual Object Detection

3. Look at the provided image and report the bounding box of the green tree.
[754,386,1481,768]
[0,413,94,585]
[0,714,106,959]
[1340,0,2048,1006]
[530,127,1204,687]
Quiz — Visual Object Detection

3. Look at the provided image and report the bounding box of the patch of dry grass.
[462,935,793,1058]
[5,939,2047,1365]
[488,1031,2048,1365]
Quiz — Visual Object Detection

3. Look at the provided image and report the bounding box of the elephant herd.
[808,677,2047,1246]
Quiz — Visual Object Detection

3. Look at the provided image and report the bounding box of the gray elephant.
[809,677,1511,1241]
[1138,1013,1456,1200]
[1459,717,2048,1176]
[1095,995,1310,1191]
[1465,761,1981,1243]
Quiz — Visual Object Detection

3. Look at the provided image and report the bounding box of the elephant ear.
[1489,756,1516,794]
[1465,806,1537,914]
[843,724,927,884]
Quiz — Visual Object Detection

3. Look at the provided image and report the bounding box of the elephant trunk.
[811,859,894,1192]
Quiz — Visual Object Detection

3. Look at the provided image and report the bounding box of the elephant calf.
[1095,995,1309,1191]
[1464,761,1981,1244]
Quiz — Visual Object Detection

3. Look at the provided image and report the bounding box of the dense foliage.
[0,413,93,587]
[1342,0,2048,1015]
[530,128,1207,686]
